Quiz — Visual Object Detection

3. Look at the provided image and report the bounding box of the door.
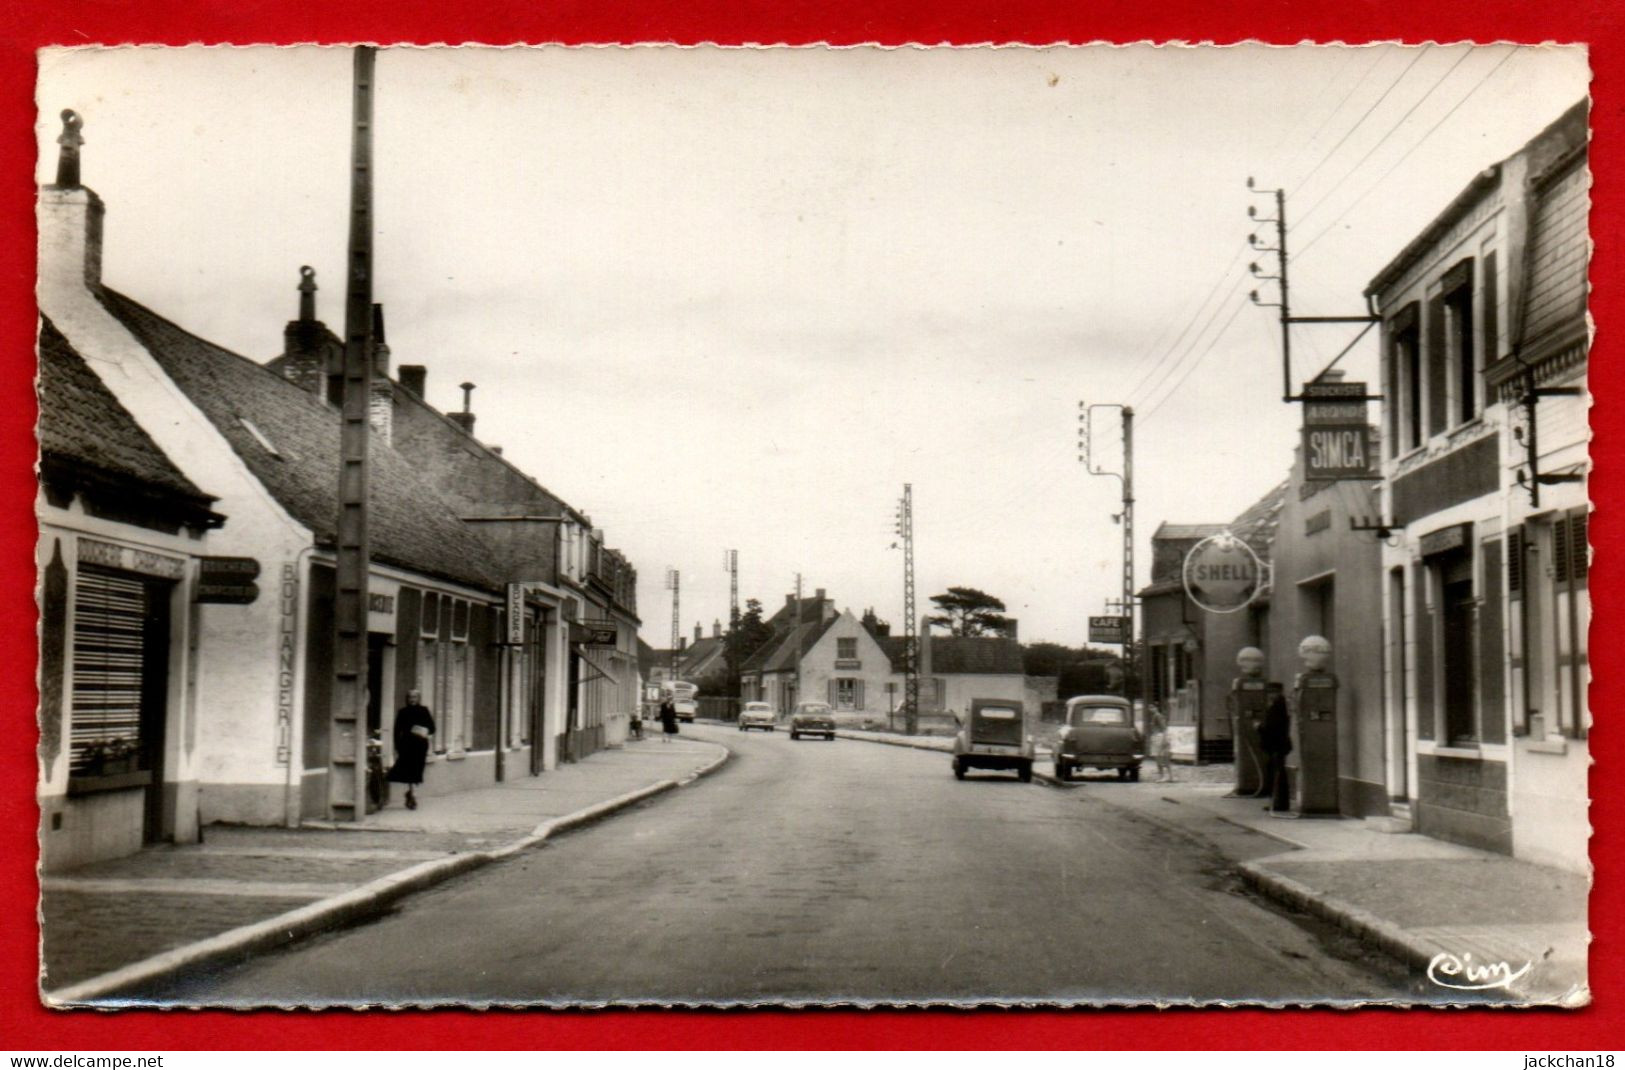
[528,615,547,776]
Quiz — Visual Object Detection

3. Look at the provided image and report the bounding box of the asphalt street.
[148,725,1407,1006]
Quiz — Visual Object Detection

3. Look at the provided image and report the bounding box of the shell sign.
[1182,533,1267,614]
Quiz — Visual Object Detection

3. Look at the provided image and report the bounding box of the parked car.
[1052,694,1142,781]
[738,701,777,732]
[790,701,836,740]
[951,698,1034,782]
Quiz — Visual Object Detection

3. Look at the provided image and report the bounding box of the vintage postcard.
[34,42,1590,1007]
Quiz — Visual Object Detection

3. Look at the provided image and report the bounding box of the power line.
[1294,47,1524,259]
[1137,291,1258,426]
[1131,270,1254,411]
[1292,47,1476,231]
[1286,47,1391,183]
[1291,46,1433,199]
[1123,243,1249,403]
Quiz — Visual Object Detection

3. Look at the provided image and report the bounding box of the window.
[837,637,857,660]
[834,677,859,710]
[70,567,171,779]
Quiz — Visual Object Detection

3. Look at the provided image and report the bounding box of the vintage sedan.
[951,698,1035,782]
[1052,694,1143,781]
[738,701,778,732]
[789,701,837,740]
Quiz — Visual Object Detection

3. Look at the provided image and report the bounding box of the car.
[951,698,1034,782]
[1052,694,1143,781]
[738,702,777,732]
[789,701,836,740]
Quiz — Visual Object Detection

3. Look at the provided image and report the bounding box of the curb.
[1236,859,1440,974]
[831,730,953,753]
[44,741,731,1006]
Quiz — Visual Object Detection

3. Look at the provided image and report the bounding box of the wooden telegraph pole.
[331,46,376,821]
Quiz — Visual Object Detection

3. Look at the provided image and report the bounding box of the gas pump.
[1292,634,1340,815]
[1226,647,1279,798]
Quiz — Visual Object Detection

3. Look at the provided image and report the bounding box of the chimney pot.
[55,110,84,188]
[694,622,703,643]
[713,619,722,638]
[298,266,317,322]
[399,365,426,398]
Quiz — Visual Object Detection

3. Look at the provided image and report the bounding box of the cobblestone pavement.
[40,737,723,993]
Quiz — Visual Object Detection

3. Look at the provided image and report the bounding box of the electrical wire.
[1131,270,1254,411]
[1291,46,1477,232]
[1122,243,1250,403]
[1294,47,1524,259]
[1137,286,1258,426]
[1291,46,1434,199]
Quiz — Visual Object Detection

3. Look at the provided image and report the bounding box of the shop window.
[69,566,171,782]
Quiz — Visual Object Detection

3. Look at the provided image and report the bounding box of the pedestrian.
[658,697,679,742]
[388,688,435,810]
[1259,690,1295,817]
[1148,703,1174,783]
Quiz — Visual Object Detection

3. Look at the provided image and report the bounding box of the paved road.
[150,725,1406,1006]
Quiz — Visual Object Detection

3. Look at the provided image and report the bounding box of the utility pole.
[895,484,918,735]
[794,571,804,711]
[665,568,680,685]
[1080,403,1136,720]
[724,549,739,701]
[330,45,376,821]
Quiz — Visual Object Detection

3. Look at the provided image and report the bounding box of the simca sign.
[1301,380,1377,482]
[1088,615,1128,644]
[1182,533,1267,614]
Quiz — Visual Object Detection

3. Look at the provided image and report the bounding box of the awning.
[577,649,621,686]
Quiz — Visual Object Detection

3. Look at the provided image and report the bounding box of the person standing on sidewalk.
[1148,703,1174,783]
[388,689,436,810]
[658,697,679,742]
[1259,690,1294,817]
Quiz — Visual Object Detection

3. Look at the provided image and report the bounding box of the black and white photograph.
[33,42,1590,1008]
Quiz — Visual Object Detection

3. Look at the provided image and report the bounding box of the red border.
[1,0,1619,1051]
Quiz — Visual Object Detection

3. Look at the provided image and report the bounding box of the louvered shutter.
[1426,294,1449,436]
[1570,511,1589,585]
[1553,517,1571,583]
[827,679,836,705]
[1480,537,1506,744]
[856,679,866,710]
[1415,569,1435,741]
[71,567,150,774]
[1507,527,1525,599]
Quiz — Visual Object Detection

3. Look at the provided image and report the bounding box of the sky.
[36,44,1590,647]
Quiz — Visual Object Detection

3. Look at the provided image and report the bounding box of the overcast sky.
[37,44,1589,647]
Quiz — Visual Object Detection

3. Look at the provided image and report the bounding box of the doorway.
[1440,551,1477,743]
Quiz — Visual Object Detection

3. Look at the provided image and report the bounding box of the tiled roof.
[927,636,1026,675]
[1153,523,1226,541]
[742,616,838,674]
[766,595,829,633]
[99,290,503,592]
[1229,479,1289,560]
[37,316,214,506]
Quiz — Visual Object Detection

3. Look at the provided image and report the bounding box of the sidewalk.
[42,736,726,1003]
[1095,776,1589,1005]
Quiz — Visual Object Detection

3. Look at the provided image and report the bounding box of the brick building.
[1365,100,1589,867]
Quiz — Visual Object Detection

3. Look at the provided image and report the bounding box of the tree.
[926,586,1015,637]
[725,599,775,669]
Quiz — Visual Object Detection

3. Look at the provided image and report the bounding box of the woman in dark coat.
[1259,692,1294,817]
[658,698,679,742]
[388,689,436,810]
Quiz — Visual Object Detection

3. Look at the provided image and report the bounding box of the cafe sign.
[1088,616,1127,644]
[1182,533,1268,614]
[1302,380,1378,482]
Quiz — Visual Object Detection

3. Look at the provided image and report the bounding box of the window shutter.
[827,679,835,705]
[1553,517,1571,583]
[1570,511,1589,585]
[856,679,866,709]
[1479,537,1506,744]
[1426,294,1449,437]
[1482,250,1499,366]
[1415,569,1435,741]
[1507,527,1524,597]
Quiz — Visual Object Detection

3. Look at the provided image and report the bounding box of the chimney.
[399,365,426,399]
[713,619,722,638]
[489,445,502,456]
[448,381,476,436]
[815,587,827,621]
[694,622,703,644]
[38,110,105,293]
[678,636,687,652]
[367,303,394,442]
[277,266,342,399]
